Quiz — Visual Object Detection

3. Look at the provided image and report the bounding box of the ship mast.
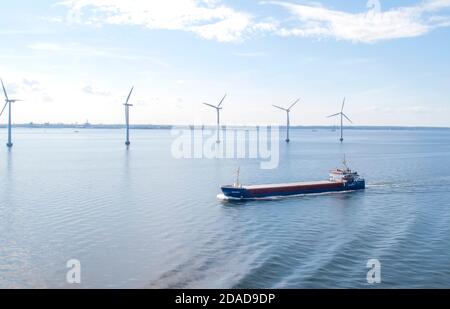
[234,167,241,188]
[343,154,349,171]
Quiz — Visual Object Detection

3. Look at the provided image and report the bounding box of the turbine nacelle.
[203,103,221,110]
[4,99,23,103]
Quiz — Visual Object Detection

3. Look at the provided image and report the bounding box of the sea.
[1,127,450,288]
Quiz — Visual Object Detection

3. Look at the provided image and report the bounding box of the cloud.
[56,0,450,44]
[0,78,54,104]
[366,105,432,113]
[29,41,168,65]
[1,79,43,95]
[232,51,268,58]
[29,42,64,51]
[22,79,43,92]
[83,85,110,96]
[267,0,450,43]
[60,0,259,42]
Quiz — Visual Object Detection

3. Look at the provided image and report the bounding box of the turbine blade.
[272,104,287,111]
[218,93,227,107]
[288,98,300,110]
[125,86,134,104]
[342,113,353,123]
[327,113,340,118]
[1,79,9,101]
[0,102,7,117]
[341,97,346,112]
[203,102,218,109]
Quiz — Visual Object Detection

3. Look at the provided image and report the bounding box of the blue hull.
[221,180,365,200]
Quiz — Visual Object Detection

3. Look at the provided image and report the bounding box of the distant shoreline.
[1,124,449,131]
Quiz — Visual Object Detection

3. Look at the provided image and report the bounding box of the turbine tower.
[327,98,353,142]
[203,94,227,143]
[273,98,300,143]
[0,79,22,148]
[123,86,134,146]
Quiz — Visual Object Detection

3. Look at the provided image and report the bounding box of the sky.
[0,0,449,126]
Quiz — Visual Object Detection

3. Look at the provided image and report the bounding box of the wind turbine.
[123,86,134,146]
[203,94,227,143]
[327,98,353,142]
[1,79,23,148]
[273,98,300,143]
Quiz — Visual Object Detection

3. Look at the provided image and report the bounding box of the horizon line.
[1,123,450,130]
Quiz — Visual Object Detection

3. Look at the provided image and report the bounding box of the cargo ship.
[220,159,365,200]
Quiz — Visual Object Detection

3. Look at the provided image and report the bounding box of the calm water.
[1,128,450,288]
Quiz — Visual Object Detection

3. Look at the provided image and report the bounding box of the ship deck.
[243,180,342,190]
